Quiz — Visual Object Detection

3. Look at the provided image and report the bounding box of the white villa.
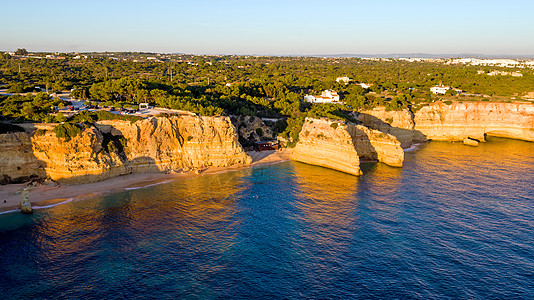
[357,82,374,89]
[304,90,342,103]
[430,85,452,94]
[430,85,462,95]
[336,76,352,84]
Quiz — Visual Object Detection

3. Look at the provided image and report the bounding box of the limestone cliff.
[31,126,128,184]
[291,118,362,176]
[1,116,251,184]
[0,132,46,184]
[291,118,404,175]
[358,107,427,148]
[414,101,534,141]
[97,116,251,173]
[347,124,404,167]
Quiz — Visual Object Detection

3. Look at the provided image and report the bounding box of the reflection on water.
[0,137,533,298]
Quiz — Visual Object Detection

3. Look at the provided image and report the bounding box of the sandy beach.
[0,149,291,213]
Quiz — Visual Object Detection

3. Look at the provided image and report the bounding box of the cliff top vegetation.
[1,52,533,141]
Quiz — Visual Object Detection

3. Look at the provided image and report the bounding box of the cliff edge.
[1,115,251,184]
[291,118,362,176]
[290,118,404,175]
[414,101,534,142]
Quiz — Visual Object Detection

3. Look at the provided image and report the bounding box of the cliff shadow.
[357,113,427,148]
[0,125,48,185]
[53,156,162,185]
[347,125,379,162]
[347,122,406,168]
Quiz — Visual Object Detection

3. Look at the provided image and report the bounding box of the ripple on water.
[0,137,533,298]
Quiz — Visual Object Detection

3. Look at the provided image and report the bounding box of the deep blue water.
[1,137,533,299]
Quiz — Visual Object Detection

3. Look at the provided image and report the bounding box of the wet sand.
[0,149,291,213]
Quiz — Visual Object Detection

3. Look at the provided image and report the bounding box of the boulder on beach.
[463,138,479,147]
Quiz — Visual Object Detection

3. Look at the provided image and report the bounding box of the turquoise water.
[1,138,533,299]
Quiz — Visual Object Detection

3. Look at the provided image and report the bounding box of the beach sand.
[0,149,291,213]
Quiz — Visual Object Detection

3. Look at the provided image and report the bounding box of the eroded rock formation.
[358,107,427,148]
[0,116,251,184]
[348,125,404,167]
[291,118,362,176]
[414,101,534,141]
[0,132,46,184]
[231,116,275,147]
[291,118,404,175]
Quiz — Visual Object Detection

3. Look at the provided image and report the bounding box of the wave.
[124,180,173,191]
[33,198,74,210]
[404,142,424,152]
[0,209,21,215]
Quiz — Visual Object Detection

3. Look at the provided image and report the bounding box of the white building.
[357,82,373,89]
[336,76,352,84]
[430,85,452,94]
[304,90,342,103]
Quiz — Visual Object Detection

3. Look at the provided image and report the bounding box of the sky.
[1,0,534,56]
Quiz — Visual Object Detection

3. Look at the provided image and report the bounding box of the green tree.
[15,48,28,55]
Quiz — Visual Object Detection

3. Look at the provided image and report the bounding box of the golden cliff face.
[291,118,404,175]
[291,118,362,176]
[347,124,404,167]
[31,126,128,183]
[358,107,427,148]
[0,132,46,183]
[1,116,251,185]
[414,101,534,141]
[98,116,252,173]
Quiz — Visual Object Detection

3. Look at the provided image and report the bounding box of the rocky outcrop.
[20,187,32,214]
[31,126,128,184]
[359,102,534,145]
[358,107,427,148]
[291,118,404,175]
[463,138,479,146]
[414,101,534,142]
[348,125,404,167]
[231,116,274,147]
[98,116,251,173]
[1,116,251,185]
[291,118,362,176]
[0,132,46,184]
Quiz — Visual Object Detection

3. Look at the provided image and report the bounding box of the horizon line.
[3,50,534,59]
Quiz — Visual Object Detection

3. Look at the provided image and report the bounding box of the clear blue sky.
[1,0,533,55]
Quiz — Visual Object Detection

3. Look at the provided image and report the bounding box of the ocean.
[0,137,533,299]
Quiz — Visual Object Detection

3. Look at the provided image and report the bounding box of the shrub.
[55,112,67,123]
[53,123,82,141]
[255,128,264,136]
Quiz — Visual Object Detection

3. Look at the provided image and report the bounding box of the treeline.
[1,53,533,142]
[0,93,66,122]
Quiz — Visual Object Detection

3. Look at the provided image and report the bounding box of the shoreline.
[0,149,291,214]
